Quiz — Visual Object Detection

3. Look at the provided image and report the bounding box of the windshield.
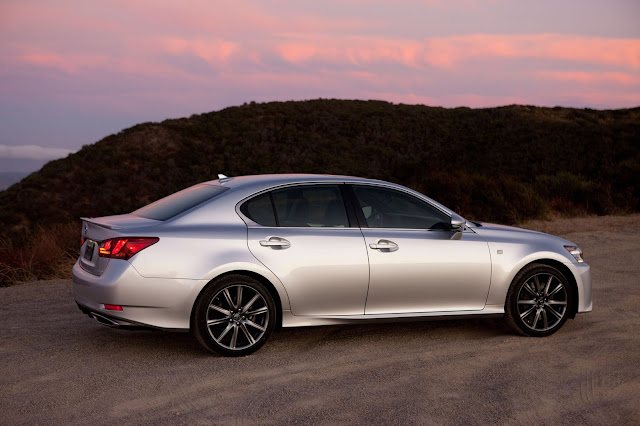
[133,184,228,221]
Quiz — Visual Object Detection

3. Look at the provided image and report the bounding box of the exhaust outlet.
[91,312,120,327]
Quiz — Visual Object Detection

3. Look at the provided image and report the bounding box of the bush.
[0,223,79,286]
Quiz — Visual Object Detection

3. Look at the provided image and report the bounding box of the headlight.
[564,245,584,263]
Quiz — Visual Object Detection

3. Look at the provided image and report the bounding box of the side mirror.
[450,213,465,240]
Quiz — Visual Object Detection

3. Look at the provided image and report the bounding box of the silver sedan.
[73,174,592,356]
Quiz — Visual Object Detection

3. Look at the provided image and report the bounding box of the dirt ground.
[1,215,639,424]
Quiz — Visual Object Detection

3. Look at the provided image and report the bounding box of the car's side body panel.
[474,224,592,313]
[246,227,370,316]
[361,228,492,314]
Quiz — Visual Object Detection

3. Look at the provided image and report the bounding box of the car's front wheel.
[505,263,571,337]
[193,275,276,356]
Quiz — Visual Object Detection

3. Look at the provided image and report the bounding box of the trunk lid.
[79,214,161,276]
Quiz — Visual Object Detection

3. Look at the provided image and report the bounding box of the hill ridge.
[1,99,639,236]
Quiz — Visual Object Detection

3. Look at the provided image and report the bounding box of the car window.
[133,184,228,221]
[352,185,450,229]
[271,185,349,227]
[240,193,277,226]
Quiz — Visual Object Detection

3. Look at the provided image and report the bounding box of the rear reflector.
[98,237,159,260]
[104,304,123,311]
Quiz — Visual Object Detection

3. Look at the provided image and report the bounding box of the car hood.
[471,222,575,246]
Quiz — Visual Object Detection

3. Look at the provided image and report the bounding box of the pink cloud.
[162,38,237,65]
[265,34,640,71]
[20,51,110,74]
[277,43,318,64]
[537,71,640,86]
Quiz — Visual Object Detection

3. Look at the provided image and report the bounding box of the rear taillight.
[98,237,159,260]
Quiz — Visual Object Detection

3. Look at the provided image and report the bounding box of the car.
[73,174,592,356]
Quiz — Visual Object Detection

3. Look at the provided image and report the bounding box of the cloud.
[266,34,640,70]
[0,145,75,161]
[536,71,640,86]
[19,51,110,74]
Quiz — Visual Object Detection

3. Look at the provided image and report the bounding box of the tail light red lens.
[104,304,123,311]
[98,237,159,260]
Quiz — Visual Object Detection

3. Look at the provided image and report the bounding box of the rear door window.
[241,185,350,228]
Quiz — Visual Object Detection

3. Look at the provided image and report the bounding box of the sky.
[0,0,639,172]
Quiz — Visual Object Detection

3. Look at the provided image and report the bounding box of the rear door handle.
[369,240,398,251]
[259,237,291,249]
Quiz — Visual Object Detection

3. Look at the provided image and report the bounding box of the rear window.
[133,184,228,221]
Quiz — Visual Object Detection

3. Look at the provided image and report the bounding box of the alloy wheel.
[516,272,568,332]
[206,284,270,351]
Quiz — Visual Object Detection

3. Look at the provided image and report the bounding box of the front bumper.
[72,259,206,330]
[575,262,592,313]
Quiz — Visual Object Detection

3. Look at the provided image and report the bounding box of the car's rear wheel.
[193,275,275,356]
[505,263,571,337]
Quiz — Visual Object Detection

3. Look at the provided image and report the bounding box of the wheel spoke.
[242,294,260,313]
[523,282,538,297]
[209,304,231,316]
[533,275,541,293]
[223,288,236,310]
[532,309,541,329]
[542,309,549,329]
[240,323,255,345]
[247,306,268,316]
[520,305,537,319]
[545,305,563,320]
[215,323,234,342]
[207,318,228,326]
[245,319,266,332]
[518,299,536,305]
[543,275,553,296]
[236,286,243,309]
[548,283,564,297]
[547,300,567,305]
[230,324,239,349]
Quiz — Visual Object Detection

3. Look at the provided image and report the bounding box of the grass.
[0,223,79,287]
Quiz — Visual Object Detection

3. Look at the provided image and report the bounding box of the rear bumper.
[72,259,206,330]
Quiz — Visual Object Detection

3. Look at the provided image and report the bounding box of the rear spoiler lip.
[81,217,124,230]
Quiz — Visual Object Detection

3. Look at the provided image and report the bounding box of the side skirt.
[281,305,505,328]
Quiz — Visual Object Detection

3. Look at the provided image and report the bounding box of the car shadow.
[81,315,511,358]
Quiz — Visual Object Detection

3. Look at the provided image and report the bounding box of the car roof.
[167,173,458,225]
[204,173,387,189]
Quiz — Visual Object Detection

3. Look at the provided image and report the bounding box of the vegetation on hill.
[1,99,639,284]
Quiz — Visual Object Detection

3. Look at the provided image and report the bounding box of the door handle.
[369,240,398,251]
[259,237,291,249]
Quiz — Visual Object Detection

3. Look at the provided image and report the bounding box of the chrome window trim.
[236,180,463,232]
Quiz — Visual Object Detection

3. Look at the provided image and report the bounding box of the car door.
[241,184,370,316]
[349,184,492,315]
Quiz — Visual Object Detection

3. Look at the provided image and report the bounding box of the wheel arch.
[518,259,579,319]
[189,270,284,332]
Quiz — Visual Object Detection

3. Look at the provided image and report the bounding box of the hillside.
[0,172,28,191]
[1,100,639,237]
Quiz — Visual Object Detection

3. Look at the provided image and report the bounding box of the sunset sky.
[1,0,639,172]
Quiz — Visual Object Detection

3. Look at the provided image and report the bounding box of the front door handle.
[259,237,291,249]
[369,239,398,251]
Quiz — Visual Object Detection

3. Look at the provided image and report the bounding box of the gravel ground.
[1,215,639,425]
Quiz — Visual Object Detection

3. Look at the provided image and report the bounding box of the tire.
[505,263,571,337]
[193,274,276,356]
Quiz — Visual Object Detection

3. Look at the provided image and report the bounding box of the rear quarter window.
[133,184,228,221]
